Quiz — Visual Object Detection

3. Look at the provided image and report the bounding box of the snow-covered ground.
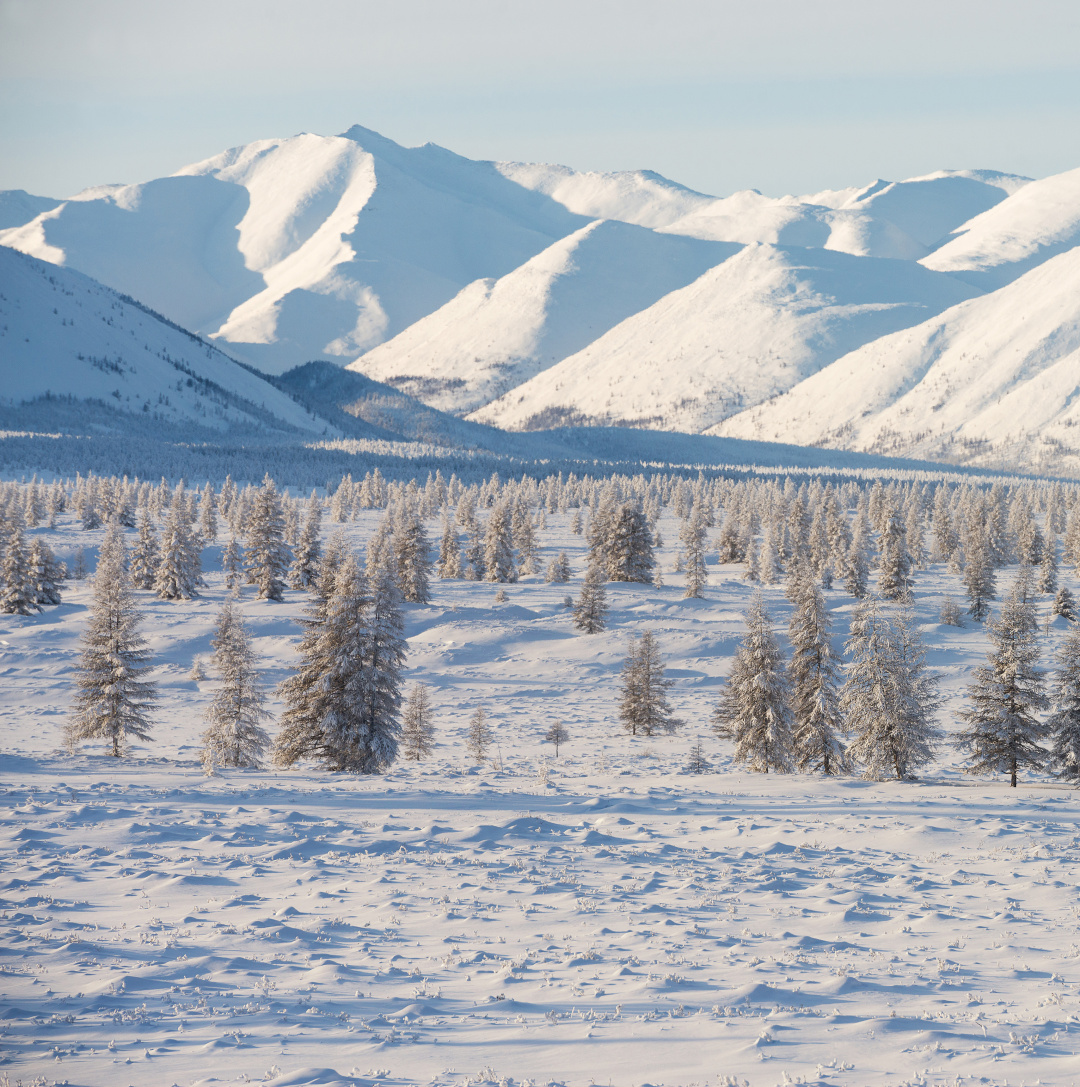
[3,504,1080,1087]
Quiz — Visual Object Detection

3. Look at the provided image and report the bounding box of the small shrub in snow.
[939,596,964,627]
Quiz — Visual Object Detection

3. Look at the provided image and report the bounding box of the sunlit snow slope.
[715,244,1080,474]
[470,244,981,433]
[0,246,326,434]
[350,220,738,414]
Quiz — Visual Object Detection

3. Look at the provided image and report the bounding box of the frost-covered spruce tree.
[198,484,218,543]
[244,475,291,601]
[223,536,242,591]
[28,538,64,608]
[842,596,940,780]
[1053,585,1077,622]
[877,506,912,601]
[1048,624,1080,782]
[712,596,793,773]
[962,530,996,621]
[680,505,709,599]
[288,495,323,590]
[154,488,201,600]
[467,706,493,762]
[956,573,1049,787]
[787,567,847,774]
[0,526,36,615]
[66,522,156,756]
[573,562,608,634]
[400,682,435,761]
[511,500,539,576]
[483,501,517,583]
[200,601,270,770]
[130,510,160,591]
[545,551,571,584]
[619,630,681,737]
[604,502,654,583]
[844,509,871,598]
[1039,529,1059,596]
[685,735,711,773]
[437,514,463,578]
[393,501,433,603]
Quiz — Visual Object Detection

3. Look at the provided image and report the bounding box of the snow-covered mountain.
[714,244,1080,474]
[0,245,328,435]
[468,244,980,432]
[351,220,738,414]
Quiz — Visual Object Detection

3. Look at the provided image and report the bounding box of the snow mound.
[0,246,325,434]
[470,243,980,434]
[349,219,737,414]
[715,244,1080,474]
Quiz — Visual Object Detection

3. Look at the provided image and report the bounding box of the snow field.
[3,508,1080,1087]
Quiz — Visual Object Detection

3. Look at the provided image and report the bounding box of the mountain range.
[3,124,1079,474]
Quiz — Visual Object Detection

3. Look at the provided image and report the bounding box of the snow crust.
[470,244,981,433]
[4,505,1080,1086]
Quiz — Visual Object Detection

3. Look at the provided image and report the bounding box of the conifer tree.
[956,575,1049,786]
[467,705,493,762]
[619,630,681,737]
[66,522,156,756]
[962,531,996,621]
[712,596,793,773]
[130,510,160,590]
[545,551,571,584]
[400,682,436,761]
[1048,624,1080,782]
[877,506,912,600]
[685,735,711,773]
[544,720,569,756]
[288,495,323,590]
[437,515,463,578]
[841,596,940,780]
[154,487,201,600]
[511,500,539,575]
[787,570,847,774]
[573,563,608,634]
[244,475,291,602]
[27,538,64,608]
[1039,529,1059,595]
[393,501,434,603]
[603,502,655,583]
[0,526,36,615]
[201,602,270,769]
[1053,585,1077,622]
[198,484,218,543]
[223,536,242,591]
[844,510,871,598]
[483,501,517,583]
[680,505,709,599]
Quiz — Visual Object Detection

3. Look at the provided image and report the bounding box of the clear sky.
[3,0,1079,198]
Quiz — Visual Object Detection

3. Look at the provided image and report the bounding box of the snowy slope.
[715,245,1080,473]
[470,243,981,433]
[0,127,588,374]
[349,220,738,414]
[921,165,1080,289]
[0,188,62,230]
[0,246,327,434]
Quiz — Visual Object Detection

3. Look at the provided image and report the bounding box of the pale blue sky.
[2,0,1079,198]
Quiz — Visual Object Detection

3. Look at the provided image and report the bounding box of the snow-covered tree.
[712,596,793,773]
[956,576,1049,786]
[200,601,270,769]
[288,495,323,590]
[222,536,242,591]
[939,596,964,627]
[511,500,539,575]
[601,502,654,584]
[962,530,996,621]
[788,571,847,774]
[483,501,517,583]
[28,538,64,608]
[844,510,871,598]
[274,551,405,773]
[437,515,463,578]
[876,506,912,601]
[467,706,493,762]
[544,720,569,756]
[685,735,711,773]
[66,522,156,756]
[1048,624,1080,782]
[393,501,433,603]
[680,504,709,599]
[1053,585,1077,622]
[545,551,571,584]
[400,682,436,761]
[198,484,218,543]
[1039,529,1059,595]
[0,526,36,615]
[573,563,608,634]
[244,475,291,601]
[619,629,681,737]
[130,510,159,590]
[154,487,202,600]
[842,595,940,780]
